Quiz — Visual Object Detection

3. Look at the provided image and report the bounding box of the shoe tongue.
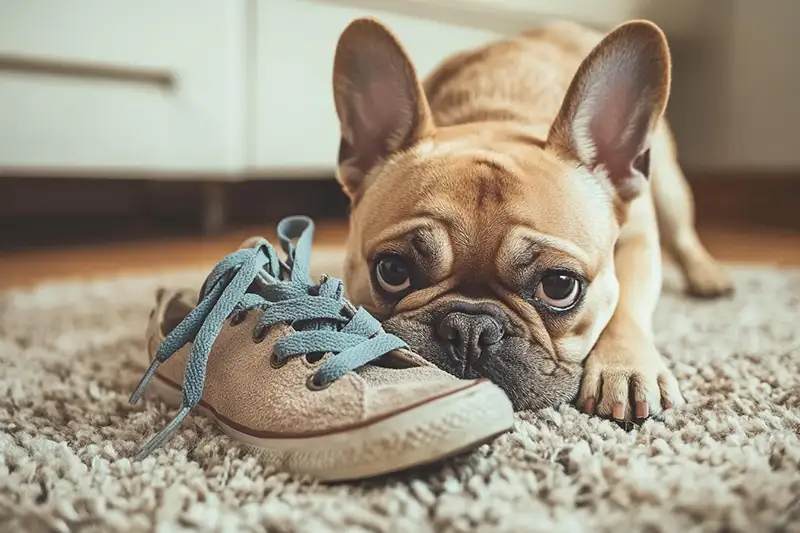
[237,236,264,250]
[235,236,293,284]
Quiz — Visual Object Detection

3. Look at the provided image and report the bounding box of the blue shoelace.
[129,215,408,460]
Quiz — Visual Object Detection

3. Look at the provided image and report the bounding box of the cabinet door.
[251,0,501,176]
[0,0,247,176]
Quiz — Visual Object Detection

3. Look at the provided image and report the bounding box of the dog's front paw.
[578,340,685,421]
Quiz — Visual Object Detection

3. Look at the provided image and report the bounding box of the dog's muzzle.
[382,297,582,411]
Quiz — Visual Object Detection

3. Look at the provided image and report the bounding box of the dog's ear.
[546,20,671,202]
[333,18,435,201]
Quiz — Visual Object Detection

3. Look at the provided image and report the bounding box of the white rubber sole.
[146,375,514,482]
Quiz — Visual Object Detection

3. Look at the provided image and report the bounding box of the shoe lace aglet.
[129,360,162,404]
[134,405,192,460]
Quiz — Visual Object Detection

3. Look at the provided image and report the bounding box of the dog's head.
[331,18,671,410]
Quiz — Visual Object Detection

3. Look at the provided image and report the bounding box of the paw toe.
[657,372,686,410]
[597,373,633,420]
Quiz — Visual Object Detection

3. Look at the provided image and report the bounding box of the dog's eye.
[534,272,580,310]
[375,256,411,293]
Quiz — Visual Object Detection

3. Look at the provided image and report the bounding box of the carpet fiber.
[2,257,799,533]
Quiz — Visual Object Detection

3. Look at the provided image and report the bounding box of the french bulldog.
[330,17,733,420]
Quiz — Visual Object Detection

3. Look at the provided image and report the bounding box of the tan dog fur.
[331,18,733,421]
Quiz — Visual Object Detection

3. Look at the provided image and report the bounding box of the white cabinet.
[250,0,501,175]
[0,0,248,175]
[0,0,501,178]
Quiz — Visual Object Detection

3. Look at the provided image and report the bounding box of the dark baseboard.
[0,177,350,250]
[0,172,798,250]
[689,173,800,232]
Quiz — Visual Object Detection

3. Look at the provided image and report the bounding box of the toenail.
[583,397,596,413]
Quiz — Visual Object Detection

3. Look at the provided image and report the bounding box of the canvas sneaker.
[130,215,514,481]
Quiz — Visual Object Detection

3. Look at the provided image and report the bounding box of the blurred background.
[1,0,799,286]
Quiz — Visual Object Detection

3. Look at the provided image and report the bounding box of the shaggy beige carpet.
[1,255,799,533]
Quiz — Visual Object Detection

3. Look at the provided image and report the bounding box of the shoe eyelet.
[252,324,268,343]
[270,351,286,369]
[306,373,331,391]
[303,352,325,365]
[230,310,247,326]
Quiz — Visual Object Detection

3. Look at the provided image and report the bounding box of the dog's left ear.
[546,20,671,202]
[333,18,435,202]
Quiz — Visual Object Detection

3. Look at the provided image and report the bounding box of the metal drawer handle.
[0,52,175,90]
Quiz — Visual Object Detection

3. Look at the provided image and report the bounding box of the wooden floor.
[2,221,800,290]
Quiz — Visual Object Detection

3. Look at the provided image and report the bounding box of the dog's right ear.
[333,18,434,202]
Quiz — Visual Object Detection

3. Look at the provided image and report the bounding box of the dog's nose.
[437,312,504,366]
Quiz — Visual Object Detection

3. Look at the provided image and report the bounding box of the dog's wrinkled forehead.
[369,144,520,212]
[355,137,618,270]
